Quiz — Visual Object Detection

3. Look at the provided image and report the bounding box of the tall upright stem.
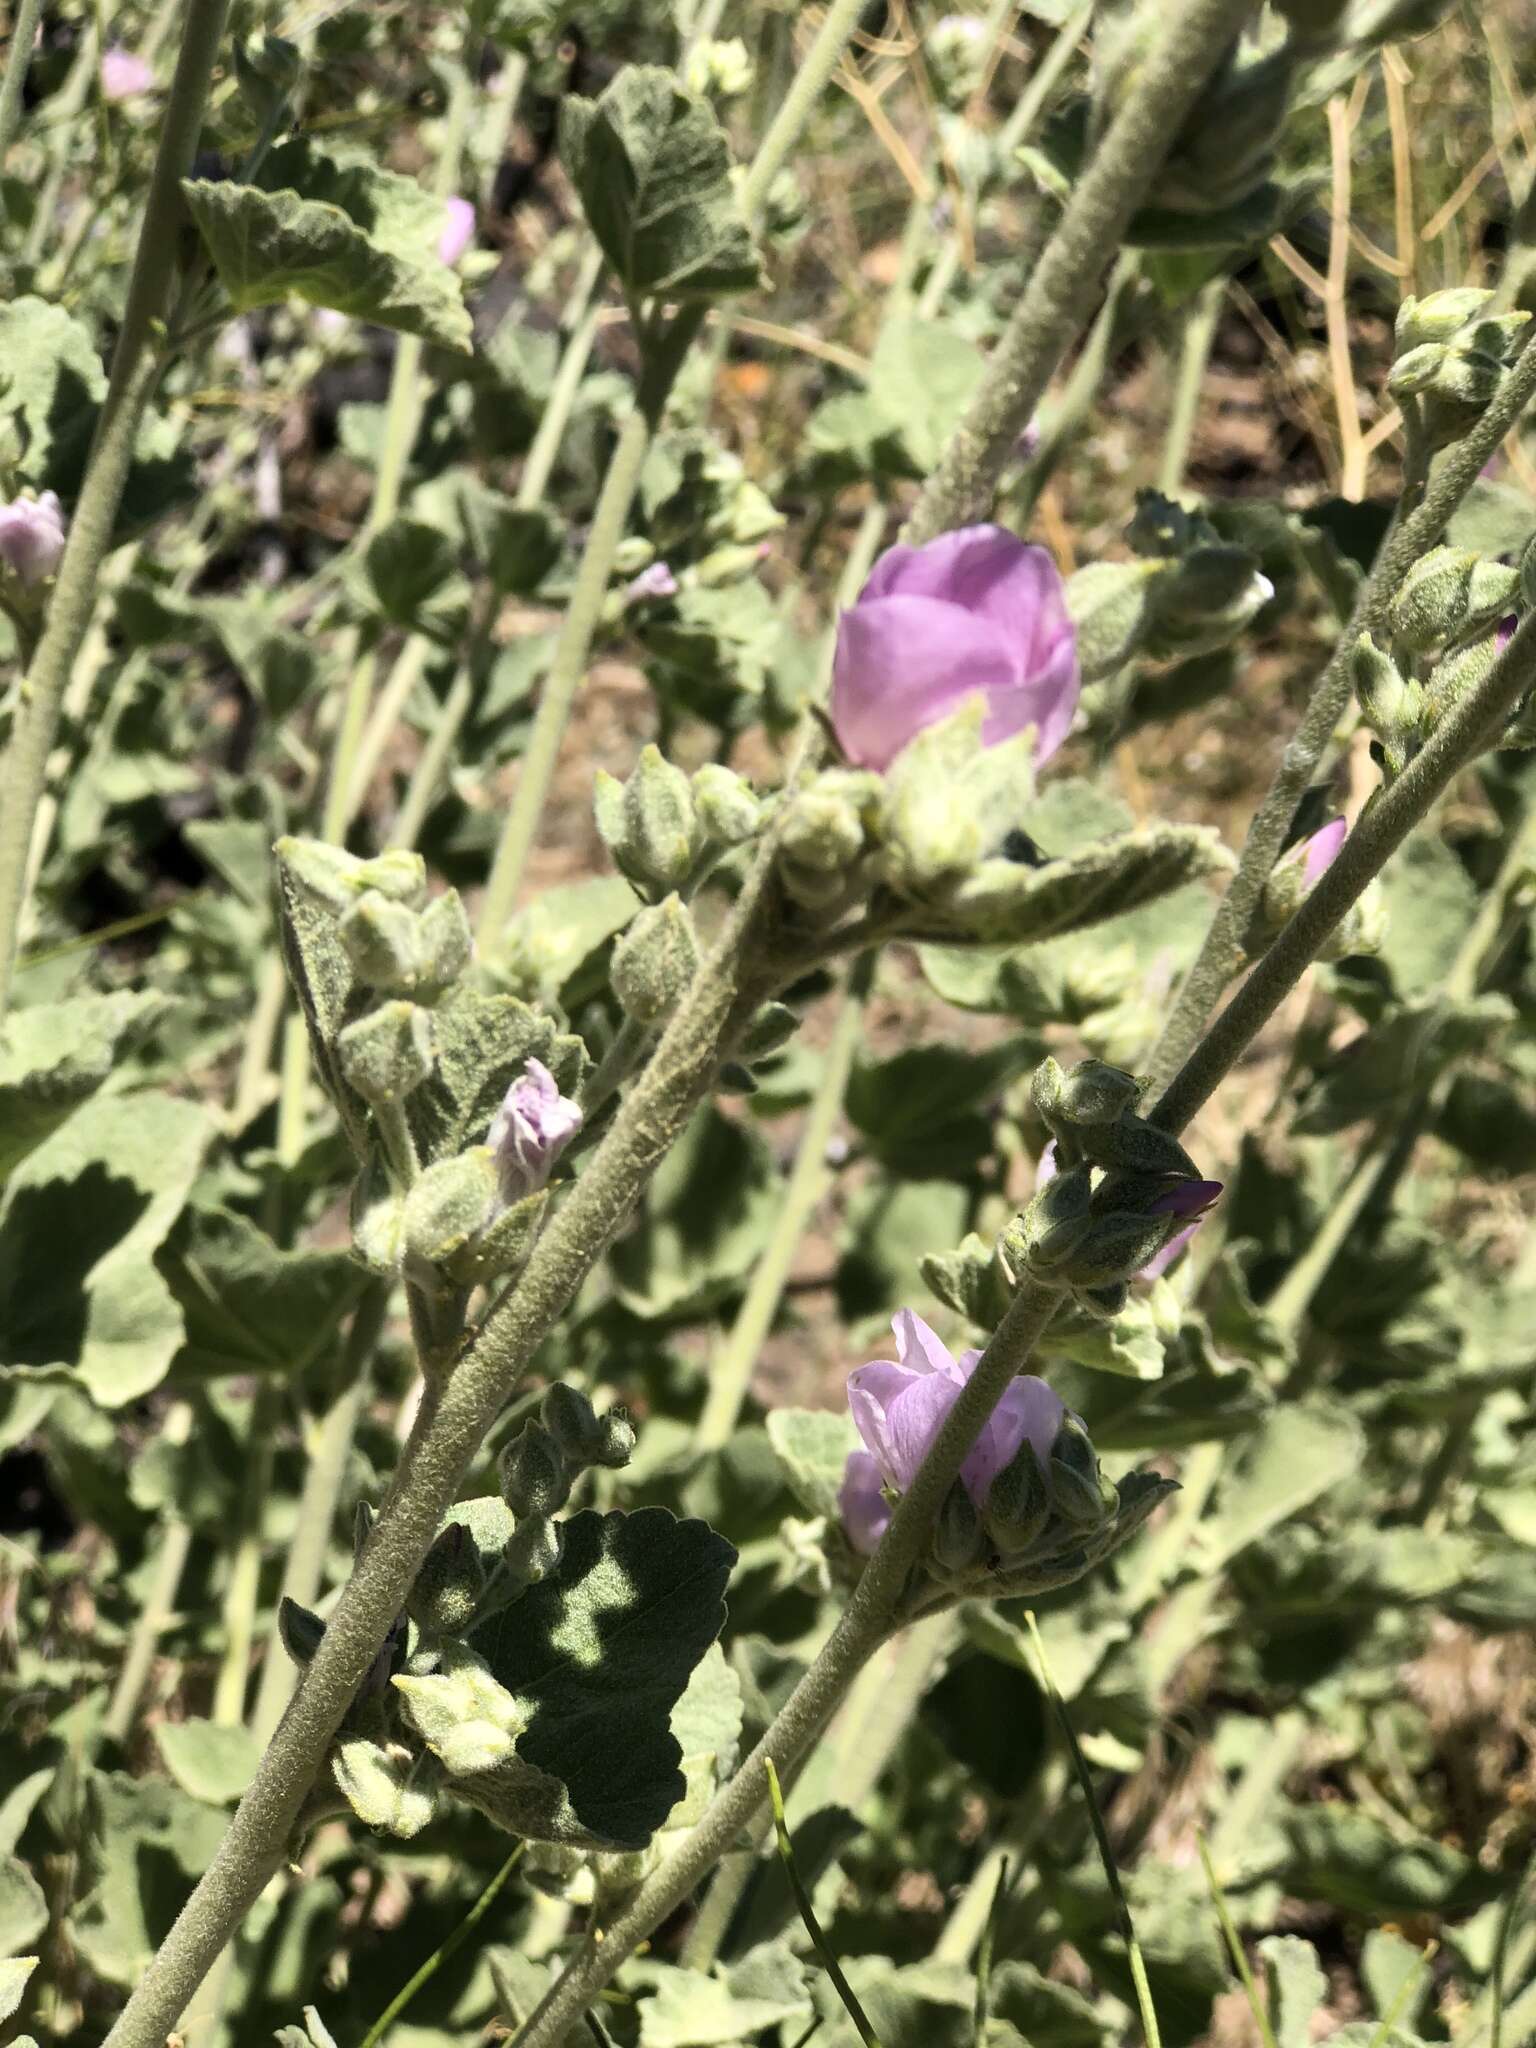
[0,0,46,166]
[0,0,232,1019]
[1145,337,1536,1098]
[902,0,1257,545]
[101,1403,195,1746]
[1159,279,1224,495]
[473,0,874,940]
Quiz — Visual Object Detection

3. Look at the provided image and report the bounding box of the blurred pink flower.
[438,196,476,267]
[830,524,1079,772]
[486,1058,582,1204]
[101,47,155,100]
[0,491,66,585]
[1283,815,1347,890]
[1140,1178,1223,1280]
[838,1310,1064,1555]
[626,561,679,604]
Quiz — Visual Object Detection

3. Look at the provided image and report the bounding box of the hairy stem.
[1151,608,1536,1135]
[0,0,46,166]
[1159,278,1224,495]
[0,0,232,1019]
[902,0,1256,545]
[1145,337,1536,1097]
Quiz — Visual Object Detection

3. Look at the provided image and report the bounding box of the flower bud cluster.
[1001,1056,1222,1316]
[1389,290,1532,451]
[594,745,763,901]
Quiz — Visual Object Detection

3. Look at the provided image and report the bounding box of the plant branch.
[901,0,1257,546]
[0,0,232,1019]
[0,0,46,166]
[1145,335,1536,1098]
[1150,607,1536,1136]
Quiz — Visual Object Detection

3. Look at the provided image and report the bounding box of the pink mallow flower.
[626,561,679,605]
[101,47,155,100]
[838,1310,1065,1556]
[1284,816,1347,890]
[438,196,477,267]
[0,492,66,586]
[830,524,1080,773]
[486,1059,582,1205]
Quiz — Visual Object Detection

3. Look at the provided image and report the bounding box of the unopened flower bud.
[1152,546,1271,627]
[736,1001,798,1064]
[1057,1058,1144,1127]
[401,1149,500,1268]
[408,1522,486,1635]
[1423,624,1508,734]
[417,890,473,991]
[339,892,428,992]
[1065,560,1160,682]
[1427,350,1505,408]
[1389,547,1479,651]
[279,1596,326,1667]
[932,1481,985,1577]
[1459,313,1532,364]
[101,46,154,99]
[540,1383,603,1464]
[1048,1417,1112,1528]
[336,1001,434,1105]
[777,774,880,907]
[593,1407,637,1469]
[0,490,66,586]
[1007,1160,1094,1272]
[595,744,699,894]
[1387,342,1452,399]
[1394,288,1493,353]
[275,838,428,914]
[486,1059,581,1204]
[983,1435,1052,1556]
[611,895,700,1025]
[499,1423,569,1518]
[691,763,762,847]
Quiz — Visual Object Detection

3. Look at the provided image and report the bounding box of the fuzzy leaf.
[0,1957,37,2024]
[765,1407,861,1521]
[154,1719,260,1806]
[70,1775,226,1987]
[181,146,472,351]
[1194,1401,1363,1571]
[559,67,761,299]
[0,991,169,1179]
[0,1091,210,1405]
[611,1106,779,1321]
[934,824,1234,945]
[468,1506,736,1849]
[0,1860,45,1959]
[155,1205,366,1379]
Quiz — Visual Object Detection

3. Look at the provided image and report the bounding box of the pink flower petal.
[831,594,1018,770]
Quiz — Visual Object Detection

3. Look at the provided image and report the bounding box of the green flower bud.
[339,892,428,993]
[1011,1162,1094,1270]
[1048,1418,1113,1528]
[736,1001,798,1064]
[1433,350,1505,408]
[691,763,763,847]
[1029,1055,1065,1123]
[593,1407,637,1469]
[408,1522,487,1636]
[1057,1058,1143,1127]
[401,1149,500,1269]
[1388,546,1478,651]
[336,1001,434,1105]
[1387,342,1451,399]
[931,1480,985,1577]
[1054,1209,1177,1287]
[1423,624,1509,734]
[611,895,701,1025]
[417,890,473,993]
[1394,288,1493,353]
[275,838,428,914]
[1467,559,1522,623]
[1460,312,1532,363]
[1352,633,1423,779]
[333,1736,436,1839]
[540,1383,601,1463]
[1151,546,1270,626]
[499,1423,569,1518]
[983,1438,1052,1557]
[1065,560,1161,682]
[596,744,700,895]
[694,542,766,586]
[443,1188,547,1288]
[778,772,880,908]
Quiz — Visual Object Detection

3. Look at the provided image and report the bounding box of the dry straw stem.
[1146,330,1536,1099]
[902,0,1259,545]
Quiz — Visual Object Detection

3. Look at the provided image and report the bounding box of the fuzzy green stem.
[1159,279,1224,495]
[211,1383,280,1726]
[0,0,46,165]
[0,0,232,1020]
[345,633,434,829]
[1150,606,1536,1136]
[389,667,475,850]
[902,0,1256,546]
[515,243,607,511]
[693,969,865,1450]
[1145,338,1536,1099]
[102,1403,195,1746]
